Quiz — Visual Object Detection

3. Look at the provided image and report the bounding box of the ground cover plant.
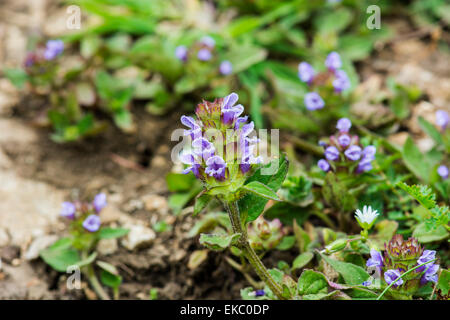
[0,0,448,301]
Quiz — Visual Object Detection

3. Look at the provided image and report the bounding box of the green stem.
[225,201,286,300]
[81,251,110,300]
[376,259,437,300]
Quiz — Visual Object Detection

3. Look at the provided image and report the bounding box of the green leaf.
[3,68,28,88]
[199,233,241,251]
[101,270,122,289]
[239,154,289,223]
[402,137,432,183]
[418,116,443,145]
[96,260,119,275]
[98,227,129,239]
[437,269,450,296]
[297,270,328,296]
[193,193,212,216]
[241,181,280,201]
[397,182,436,209]
[315,8,353,34]
[412,222,449,243]
[292,252,314,271]
[166,173,196,192]
[76,252,97,268]
[39,238,80,272]
[319,252,369,285]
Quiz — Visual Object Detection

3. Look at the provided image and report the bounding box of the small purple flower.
[435,110,449,130]
[318,159,330,172]
[344,145,362,161]
[437,165,448,179]
[221,92,244,125]
[254,289,265,297]
[325,52,342,71]
[205,155,227,180]
[234,116,249,130]
[240,148,262,174]
[338,134,351,148]
[384,269,403,287]
[325,146,340,161]
[420,264,439,285]
[366,249,383,272]
[336,118,351,132]
[416,250,436,272]
[200,36,215,48]
[192,137,215,160]
[298,62,315,84]
[362,145,376,159]
[356,157,373,173]
[180,152,201,178]
[175,45,188,62]
[333,70,351,93]
[197,48,212,61]
[362,280,372,287]
[304,92,325,111]
[60,202,76,219]
[181,115,201,140]
[82,214,101,233]
[93,193,107,213]
[219,60,233,75]
[44,40,64,61]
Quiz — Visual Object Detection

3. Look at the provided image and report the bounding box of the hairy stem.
[224,201,286,300]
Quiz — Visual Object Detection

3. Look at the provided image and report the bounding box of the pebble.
[24,235,58,261]
[121,224,156,251]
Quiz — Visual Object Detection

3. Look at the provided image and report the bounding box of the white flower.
[354,205,379,229]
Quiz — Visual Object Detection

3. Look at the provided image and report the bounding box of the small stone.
[96,238,118,256]
[121,225,156,251]
[24,235,58,261]
[143,194,169,215]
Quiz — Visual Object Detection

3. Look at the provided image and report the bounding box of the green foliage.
[199,233,241,251]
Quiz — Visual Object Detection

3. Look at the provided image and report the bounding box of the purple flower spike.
[338,134,351,148]
[205,155,227,180]
[318,159,330,172]
[366,249,383,273]
[437,165,448,179]
[44,40,64,61]
[180,152,201,178]
[344,145,362,161]
[60,202,76,219]
[219,60,233,75]
[93,193,107,213]
[304,92,325,111]
[384,269,403,287]
[333,70,351,93]
[82,214,101,233]
[200,36,215,48]
[222,93,244,125]
[298,62,315,83]
[197,48,212,61]
[325,146,340,161]
[435,110,449,130]
[325,52,342,71]
[336,118,351,132]
[421,264,439,285]
[175,45,188,62]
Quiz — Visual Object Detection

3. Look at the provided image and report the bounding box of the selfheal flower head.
[435,110,449,130]
[325,146,340,161]
[384,235,423,265]
[344,145,362,161]
[82,214,101,232]
[219,60,233,75]
[332,70,350,93]
[325,51,342,71]
[437,165,448,179]
[44,40,64,61]
[355,205,379,229]
[318,159,330,172]
[175,45,188,61]
[197,48,212,61]
[304,92,324,110]
[336,118,351,132]
[298,62,315,83]
[93,193,107,213]
[60,202,76,219]
[384,269,403,287]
